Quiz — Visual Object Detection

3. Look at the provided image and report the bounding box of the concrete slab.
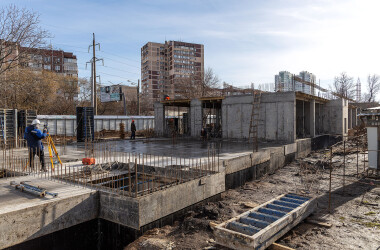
[0,175,97,249]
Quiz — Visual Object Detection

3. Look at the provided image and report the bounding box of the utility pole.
[88,33,103,115]
[92,33,97,115]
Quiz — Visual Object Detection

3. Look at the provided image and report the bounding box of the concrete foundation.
[0,177,98,249]
[2,135,340,249]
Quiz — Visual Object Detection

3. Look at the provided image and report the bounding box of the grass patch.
[339,216,345,221]
[362,222,380,229]
[364,211,376,216]
[351,219,380,229]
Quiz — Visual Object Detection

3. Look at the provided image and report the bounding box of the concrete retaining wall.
[139,172,225,228]
[224,135,340,189]
[99,192,140,230]
[99,172,225,230]
[0,192,99,249]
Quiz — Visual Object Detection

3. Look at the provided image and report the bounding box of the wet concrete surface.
[1,138,288,165]
[76,138,287,159]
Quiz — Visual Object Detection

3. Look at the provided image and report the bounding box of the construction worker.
[130,120,136,140]
[24,119,47,171]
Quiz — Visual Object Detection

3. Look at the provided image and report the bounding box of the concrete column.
[310,100,315,137]
[348,108,352,129]
[190,99,203,137]
[154,102,165,137]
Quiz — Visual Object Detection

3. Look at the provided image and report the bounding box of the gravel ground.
[125,141,380,250]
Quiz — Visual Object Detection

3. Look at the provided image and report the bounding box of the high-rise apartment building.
[275,71,293,92]
[275,70,316,95]
[141,41,204,104]
[297,71,316,95]
[19,47,78,77]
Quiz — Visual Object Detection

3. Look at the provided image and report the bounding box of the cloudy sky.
[2,0,380,91]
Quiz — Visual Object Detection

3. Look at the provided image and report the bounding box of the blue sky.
[2,0,380,91]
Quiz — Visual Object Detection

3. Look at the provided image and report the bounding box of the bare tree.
[365,74,380,102]
[0,5,50,75]
[330,72,355,99]
[174,67,221,99]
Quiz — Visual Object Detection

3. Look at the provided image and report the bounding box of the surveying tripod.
[24,124,62,171]
[44,124,62,170]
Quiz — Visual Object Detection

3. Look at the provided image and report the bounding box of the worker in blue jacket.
[24,119,48,171]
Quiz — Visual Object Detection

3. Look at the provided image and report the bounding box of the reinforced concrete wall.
[190,99,203,137]
[222,92,296,143]
[139,172,225,227]
[154,103,165,136]
[99,172,225,230]
[348,106,358,129]
[224,135,337,189]
[322,98,348,136]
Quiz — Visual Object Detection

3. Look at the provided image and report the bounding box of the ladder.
[248,90,261,152]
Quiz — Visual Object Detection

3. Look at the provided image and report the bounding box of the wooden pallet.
[214,193,316,250]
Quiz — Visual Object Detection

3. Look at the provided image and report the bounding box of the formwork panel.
[214,193,316,250]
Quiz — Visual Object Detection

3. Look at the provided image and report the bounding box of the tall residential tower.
[141,41,204,104]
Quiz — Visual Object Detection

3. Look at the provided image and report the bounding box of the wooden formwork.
[214,193,316,250]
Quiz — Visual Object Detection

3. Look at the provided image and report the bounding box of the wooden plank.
[305,219,332,228]
[209,221,219,228]
[242,202,259,208]
[268,243,295,250]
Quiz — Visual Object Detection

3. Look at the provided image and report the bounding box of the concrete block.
[268,147,285,173]
[284,143,297,155]
[296,138,312,158]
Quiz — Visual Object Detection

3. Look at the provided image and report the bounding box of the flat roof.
[161,96,224,107]
[295,92,329,103]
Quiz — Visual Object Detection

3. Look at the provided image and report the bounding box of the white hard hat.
[31,119,41,125]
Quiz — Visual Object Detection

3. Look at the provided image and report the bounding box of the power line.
[98,54,140,69]
[97,71,136,81]
[52,43,89,50]
[99,50,140,64]
[100,65,139,75]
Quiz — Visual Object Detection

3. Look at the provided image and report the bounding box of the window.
[44,65,51,70]
[55,65,60,71]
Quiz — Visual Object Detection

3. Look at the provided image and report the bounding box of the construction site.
[0,83,379,250]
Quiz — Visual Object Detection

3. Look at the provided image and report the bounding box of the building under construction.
[0,86,377,249]
[155,91,359,142]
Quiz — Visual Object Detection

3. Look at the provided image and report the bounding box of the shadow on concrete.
[314,177,378,216]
